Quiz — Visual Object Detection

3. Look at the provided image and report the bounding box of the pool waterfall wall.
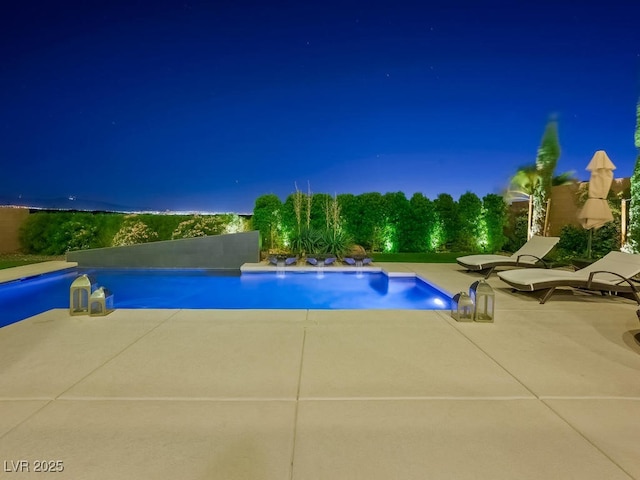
[66,231,260,270]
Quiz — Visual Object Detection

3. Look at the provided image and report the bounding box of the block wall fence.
[0,207,30,254]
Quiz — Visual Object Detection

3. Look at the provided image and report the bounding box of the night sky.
[1,1,639,213]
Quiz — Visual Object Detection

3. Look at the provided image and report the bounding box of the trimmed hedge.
[252,190,508,254]
[19,212,248,255]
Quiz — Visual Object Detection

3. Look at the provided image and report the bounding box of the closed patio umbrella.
[577,150,616,257]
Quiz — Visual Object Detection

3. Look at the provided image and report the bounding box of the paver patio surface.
[1,262,639,479]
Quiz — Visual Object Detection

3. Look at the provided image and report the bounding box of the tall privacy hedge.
[252,190,508,254]
[482,193,508,253]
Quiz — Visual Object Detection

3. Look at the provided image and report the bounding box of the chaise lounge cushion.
[457,235,560,278]
[497,251,640,303]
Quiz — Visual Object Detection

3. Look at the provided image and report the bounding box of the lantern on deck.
[69,274,95,316]
[469,280,495,323]
[89,287,114,317]
[451,291,475,322]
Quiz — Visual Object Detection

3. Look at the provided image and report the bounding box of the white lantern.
[69,274,95,316]
[469,280,495,323]
[89,287,114,317]
[451,291,475,322]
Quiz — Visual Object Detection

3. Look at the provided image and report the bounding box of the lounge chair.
[285,256,298,266]
[343,256,372,266]
[306,256,337,266]
[497,251,640,304]
[268,255,298,266]
[457,235,560,278]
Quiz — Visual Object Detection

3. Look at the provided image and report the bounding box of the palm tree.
[508,164,576,239]
[531,119,561,236]
[508,164,540,240]
[552,171,577,186]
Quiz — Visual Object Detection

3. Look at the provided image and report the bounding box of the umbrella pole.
[527,196,533,239]
[587,229,593,259]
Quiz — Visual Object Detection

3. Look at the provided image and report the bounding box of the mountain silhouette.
[0,194,152,213]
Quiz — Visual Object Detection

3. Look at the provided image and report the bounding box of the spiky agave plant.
[320,228,353,257]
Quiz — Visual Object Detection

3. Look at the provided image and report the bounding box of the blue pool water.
[0,268,451,328]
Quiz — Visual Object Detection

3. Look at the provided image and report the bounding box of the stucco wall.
[546,182,582,236]
[66,230,260,269]
[510,178,630,237]
[0,207,29,253]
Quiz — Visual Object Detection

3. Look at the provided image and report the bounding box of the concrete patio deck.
[1,262,639,479]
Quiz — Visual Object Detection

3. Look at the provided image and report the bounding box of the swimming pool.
[0,268,451,328]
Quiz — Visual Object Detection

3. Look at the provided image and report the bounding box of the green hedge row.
[19,212,248,255]
[252,191,509,254]
[19,193,623,259]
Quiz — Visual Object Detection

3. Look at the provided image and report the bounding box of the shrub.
[556,225,587,259]
[626,99,640,252]
[19,211,118,254]
[280,191,304,246]
[382,192,410,253]
[457,191,482,252]
[586,222,620,259]
[404,193,435,253]
[220,214,247,233]
[321,192,385,252]
[320,228,353,257]
[336,193,361,246]
[556,222,620,260]
[20,212,63,254]
[112,217,158,246]
[482,194,508,253]
[171,215,225,239]
[289,228,322,256]
[433,193,459,251]
[134,214,190,240]
[251,194,283,249]
[54,220,99,252]
[504,213,528,253]
[355,192,386,251]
